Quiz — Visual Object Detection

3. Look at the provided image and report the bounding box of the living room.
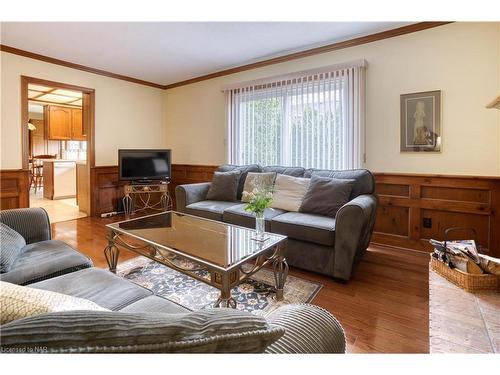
[1,1,499,373]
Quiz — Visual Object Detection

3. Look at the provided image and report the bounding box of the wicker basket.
[430,256,499,292]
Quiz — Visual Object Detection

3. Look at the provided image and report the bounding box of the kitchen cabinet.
[46,105,85,141]
[46,106,71,140]
[76,162,89,214]
[71,109,85,140]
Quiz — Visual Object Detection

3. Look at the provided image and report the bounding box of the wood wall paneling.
[90,166,124,216]
[373,173,500,257]
[0,170,30,209]
[90,164,218,216]
[89,165,499,258]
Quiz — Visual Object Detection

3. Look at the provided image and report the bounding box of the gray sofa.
[0,208,346,353]
[176,165,378,281]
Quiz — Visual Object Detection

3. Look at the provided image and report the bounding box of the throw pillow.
[206,170,241,202]
[299,175,355,217]
[0,222,26,273]
[270,174,310,212]
[217,164,261,200]
[0,281,109,325]
[241,172,276,202]
[0,308,284,353]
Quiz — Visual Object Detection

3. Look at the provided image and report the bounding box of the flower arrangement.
[242,188,273,215]
[242,187,273,237]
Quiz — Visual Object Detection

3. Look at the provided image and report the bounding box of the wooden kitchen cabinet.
[46,105,86,141]
[46,106,72,140]
[71,109,85,140]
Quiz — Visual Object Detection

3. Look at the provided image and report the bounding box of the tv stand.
[122,182,171,216]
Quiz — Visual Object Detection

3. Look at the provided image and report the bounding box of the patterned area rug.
[117,256,322,316]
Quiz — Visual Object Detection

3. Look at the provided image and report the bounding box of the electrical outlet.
[423,217,432,228]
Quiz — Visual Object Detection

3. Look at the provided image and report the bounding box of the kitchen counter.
[42,160,77,200]
[41,159,80,163]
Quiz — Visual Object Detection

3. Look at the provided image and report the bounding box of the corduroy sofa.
[0,208,346,353]
[176,165,378,281]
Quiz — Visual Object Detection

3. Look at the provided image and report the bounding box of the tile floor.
[30,190,87,223]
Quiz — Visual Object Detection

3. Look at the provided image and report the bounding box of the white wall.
[164,22,500,176]
[0,52,165,168]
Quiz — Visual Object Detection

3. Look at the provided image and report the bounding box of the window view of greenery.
[235,79,346,169]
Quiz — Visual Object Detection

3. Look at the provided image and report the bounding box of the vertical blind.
[225,61,366,169]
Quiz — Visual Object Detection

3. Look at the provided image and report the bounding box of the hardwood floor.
[51,215,430,353]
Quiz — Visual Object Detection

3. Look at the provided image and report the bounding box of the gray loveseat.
[0,208,346,353]
[176,165,378,281]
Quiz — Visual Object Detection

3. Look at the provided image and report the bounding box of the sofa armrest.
[0,208,51,244]
[175,183,211,212]
[333,194,378,280]
[0,308,284,353]
[265,304,346,353]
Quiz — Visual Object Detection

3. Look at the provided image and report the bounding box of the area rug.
[117,256,322,316]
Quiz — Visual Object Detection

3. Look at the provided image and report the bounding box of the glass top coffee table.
[104,211,288,308]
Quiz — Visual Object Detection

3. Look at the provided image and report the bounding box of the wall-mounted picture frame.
[400,90,441,152]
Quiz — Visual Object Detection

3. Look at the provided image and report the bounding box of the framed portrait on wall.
[400,90,441,152]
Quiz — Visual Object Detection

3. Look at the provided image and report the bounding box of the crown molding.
[0,44,165,89]
[164,22,453,90]
[1,22,452,91]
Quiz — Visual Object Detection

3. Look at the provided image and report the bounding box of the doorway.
[21,76,95,223]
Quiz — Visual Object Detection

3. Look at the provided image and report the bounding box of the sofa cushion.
[185,201,240,221]
[1,280,108,325]
[217,164,262,200]
[241,172,276,202]
[0,222,26,273]
[206,170,241,202]
[30,268,152,311]
[223,204,287,231]
[271,212,336,246]
[0,308,284,353]
[270,174,310,212]
[303,168,375,199]
[262,166,305,177]
[299,176,355,217]
[0,240,93,285]
[120,295,190,314]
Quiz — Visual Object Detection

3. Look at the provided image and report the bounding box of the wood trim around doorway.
[21,75,96,215]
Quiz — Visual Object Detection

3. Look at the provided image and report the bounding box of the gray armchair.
[0,208,93,285]
[176,165,378,281]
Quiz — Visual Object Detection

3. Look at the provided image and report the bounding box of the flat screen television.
[118,149,171,183]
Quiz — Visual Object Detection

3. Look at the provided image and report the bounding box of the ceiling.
[1,22,411,86]
[28,83,83,107]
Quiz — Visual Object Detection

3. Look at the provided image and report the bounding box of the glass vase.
[255,211,265,238]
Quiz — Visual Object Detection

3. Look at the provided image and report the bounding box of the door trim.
[21,75,96,215]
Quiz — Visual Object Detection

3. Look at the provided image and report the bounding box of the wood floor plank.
[51,215,430,353]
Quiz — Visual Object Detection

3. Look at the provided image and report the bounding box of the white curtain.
[226,61,366,170]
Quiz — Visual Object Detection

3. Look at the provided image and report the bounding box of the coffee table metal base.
[104,228,288,308]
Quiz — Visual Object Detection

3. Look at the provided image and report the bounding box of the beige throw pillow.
[0,281,109,325]
[270,174,310,212]
[241,172,276,202]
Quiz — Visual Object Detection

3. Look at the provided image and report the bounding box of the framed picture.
[400,90,441,152]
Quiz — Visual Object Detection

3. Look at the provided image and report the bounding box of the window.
[226,61,366,169]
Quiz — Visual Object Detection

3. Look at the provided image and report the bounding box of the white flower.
[266,192,273,199]
[252,188,259,194]
[242,191,249,199]
[248,192,256,200]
